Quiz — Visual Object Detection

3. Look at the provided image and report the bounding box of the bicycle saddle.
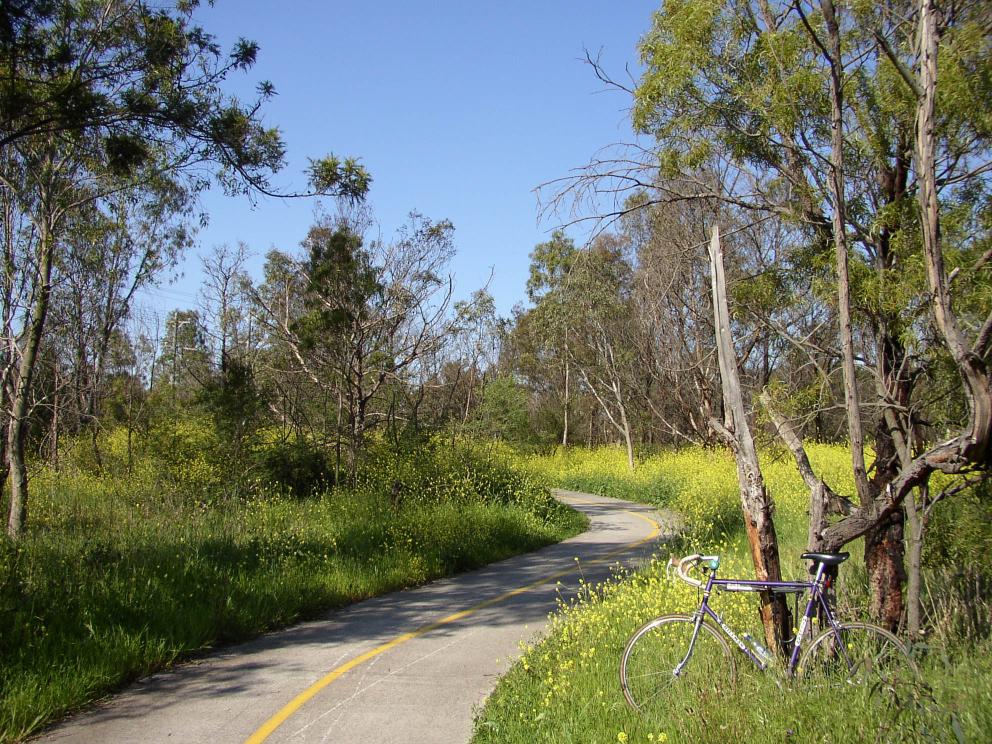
[801,551,850,566]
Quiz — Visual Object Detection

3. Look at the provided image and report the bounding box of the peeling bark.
[865,510,906,632]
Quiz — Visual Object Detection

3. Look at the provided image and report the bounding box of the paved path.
[40,491,677,744]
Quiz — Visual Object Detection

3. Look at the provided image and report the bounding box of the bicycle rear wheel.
[798,622,919,689]
[620,613,736,713]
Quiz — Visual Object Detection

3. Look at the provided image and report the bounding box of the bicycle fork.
[673,613,708,677]
[676,574,721,677]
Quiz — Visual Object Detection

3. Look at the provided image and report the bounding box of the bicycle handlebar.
[668,554,719,588]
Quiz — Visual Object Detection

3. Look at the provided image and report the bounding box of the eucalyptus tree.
[623,193,721,444]
[55,177,193,451]
[0,0,369,538]
[567,234,640,471]
[550,0,991,631]
[254,212,464,477]
[249,247,313,437]
[524,231,578,445]
[450,288,500,426]
[157,309,210,395]
[512,230,645,455]
[0,165,34,490]
[781,0,992,633]
[200,241,252,370]
[503,303,572,444]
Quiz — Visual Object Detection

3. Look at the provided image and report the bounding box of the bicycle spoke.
[798,622,919,691]
[620,614,735,713]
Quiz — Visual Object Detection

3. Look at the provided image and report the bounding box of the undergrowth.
[0,433,585,743]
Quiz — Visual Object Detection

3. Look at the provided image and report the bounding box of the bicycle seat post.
[810,560,827,587]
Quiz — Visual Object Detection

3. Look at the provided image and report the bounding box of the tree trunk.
[7,221,54,539]
[916,0,992,458]
[0,413,9,512]
[905,484,926,640]
[50,366,59,468]
[562,357,570,447]
[864,510,906,632]
[463,365,474,423]
[820,0,872,506]
[708,225,792,655]
[619,397,635,472]
[335,388,343,486]
[813,0,908,629]
[87,316,118,473]
[578,364,636,472]
[865,336,910,632]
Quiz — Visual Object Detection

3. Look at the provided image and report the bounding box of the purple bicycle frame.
[687,562,846,674]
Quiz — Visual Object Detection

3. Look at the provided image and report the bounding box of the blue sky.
[140,1,657,319]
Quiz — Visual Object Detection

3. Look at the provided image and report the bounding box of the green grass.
[472,445,992,744]
[0,438,586,743]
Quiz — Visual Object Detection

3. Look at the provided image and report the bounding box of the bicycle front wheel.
[798,622,919,689]
[620,613,736,713]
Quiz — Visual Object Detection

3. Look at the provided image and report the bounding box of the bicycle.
[620,551,920,712]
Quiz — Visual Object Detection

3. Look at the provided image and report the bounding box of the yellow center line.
[244,501,661,744]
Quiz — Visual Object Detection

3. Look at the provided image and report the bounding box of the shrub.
[255,439,334,497]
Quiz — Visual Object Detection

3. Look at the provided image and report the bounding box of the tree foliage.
[0,0,370,537]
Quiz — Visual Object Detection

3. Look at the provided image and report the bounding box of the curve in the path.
[40,491,678,744]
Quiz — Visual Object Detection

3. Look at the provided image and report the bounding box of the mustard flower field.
[472,445,992,744]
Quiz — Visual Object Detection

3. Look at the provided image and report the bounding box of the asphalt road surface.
[39,491,676,744]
